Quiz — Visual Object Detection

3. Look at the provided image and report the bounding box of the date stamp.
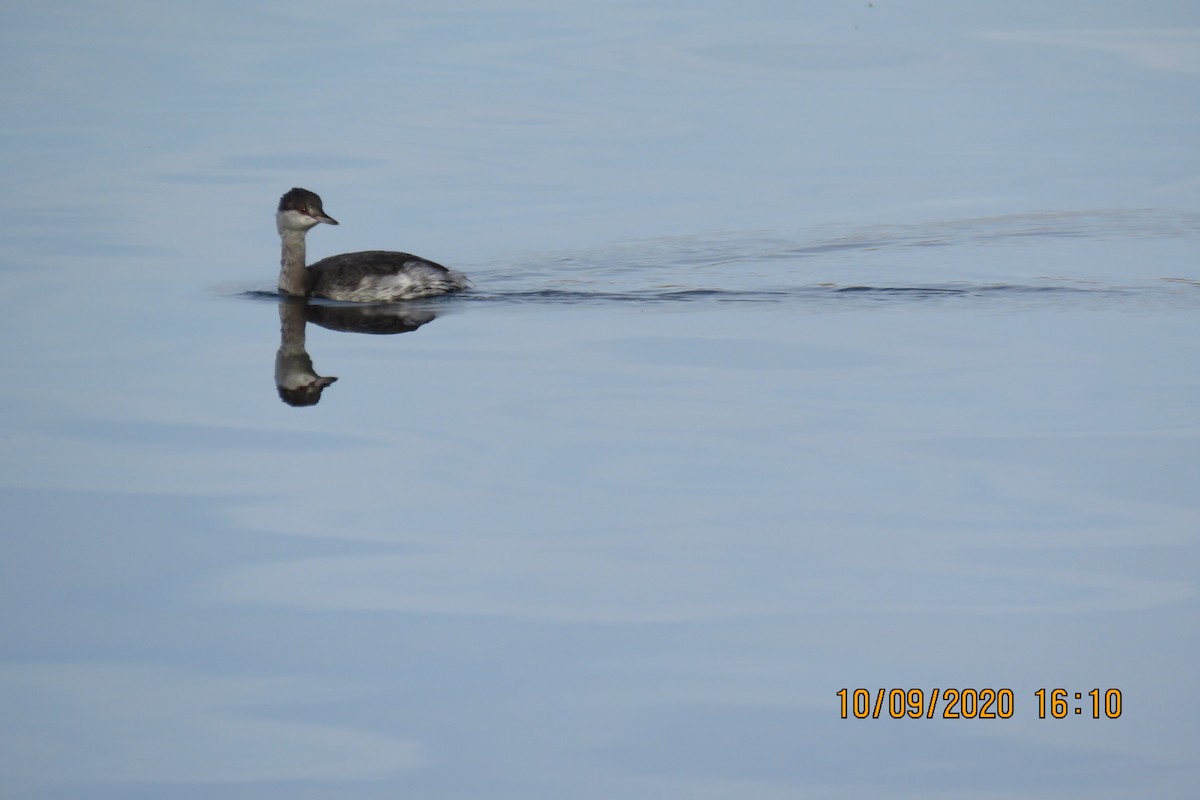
[836,688,1123,719]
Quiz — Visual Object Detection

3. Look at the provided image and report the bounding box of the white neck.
[278,227,309,296]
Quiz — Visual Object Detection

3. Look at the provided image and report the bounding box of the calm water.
[2,2,1199,798]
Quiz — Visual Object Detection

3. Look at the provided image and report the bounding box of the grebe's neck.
[278,224,309,297]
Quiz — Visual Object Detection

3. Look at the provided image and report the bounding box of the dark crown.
[278,187,323,213]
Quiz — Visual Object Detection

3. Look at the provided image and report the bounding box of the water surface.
[1,2,1198,799]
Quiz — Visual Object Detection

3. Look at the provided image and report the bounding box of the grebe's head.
[276,187,339,233]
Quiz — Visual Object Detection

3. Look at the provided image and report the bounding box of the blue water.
[2,2,1199,798]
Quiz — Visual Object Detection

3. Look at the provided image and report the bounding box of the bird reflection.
[275,297,437,406]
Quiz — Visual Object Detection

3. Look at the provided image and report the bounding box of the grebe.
[276,187,469,302]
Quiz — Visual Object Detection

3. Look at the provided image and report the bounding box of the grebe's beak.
[314,212,339,225]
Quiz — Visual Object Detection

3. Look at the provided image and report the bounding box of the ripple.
[231,208,1199,311]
